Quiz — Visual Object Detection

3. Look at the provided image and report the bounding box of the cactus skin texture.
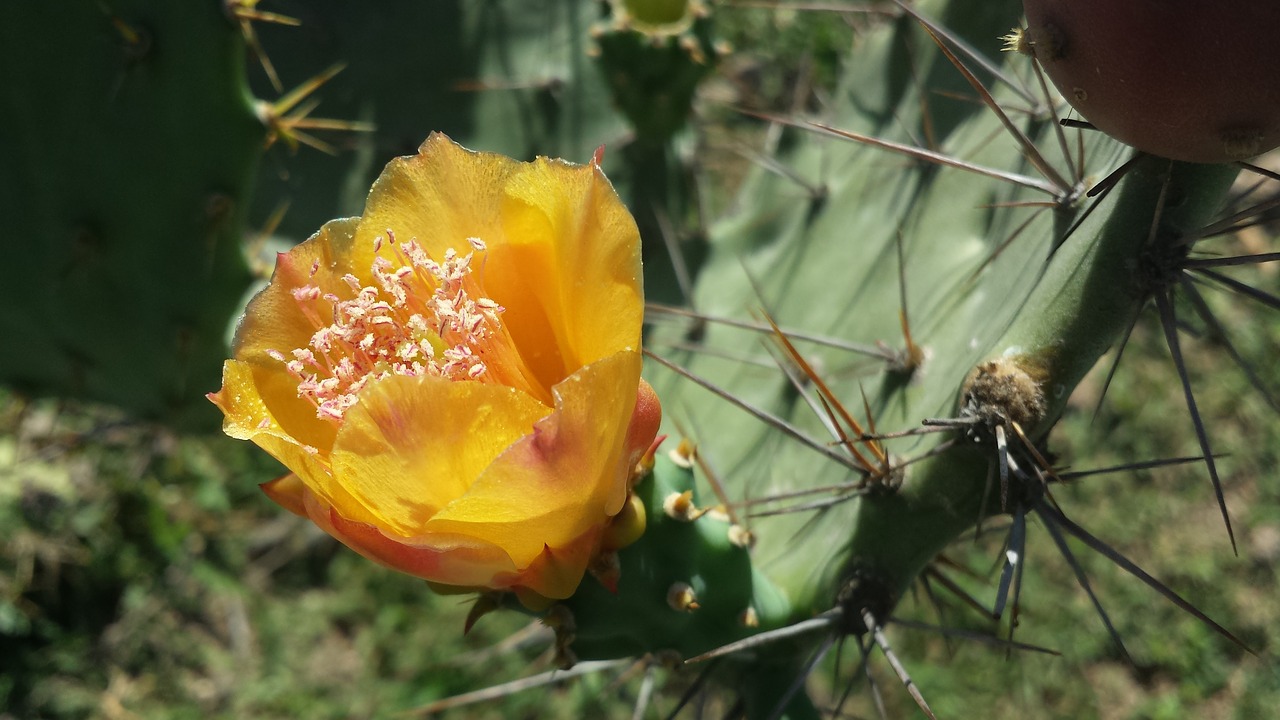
[0,1,261,427]
[560,448,791,663]
[646,0,1058,622]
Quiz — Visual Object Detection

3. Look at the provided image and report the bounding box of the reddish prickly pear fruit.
[1018,0,1280,163]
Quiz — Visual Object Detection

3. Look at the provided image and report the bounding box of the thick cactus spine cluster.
[836,159,1245,621]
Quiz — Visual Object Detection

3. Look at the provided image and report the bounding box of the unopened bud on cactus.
[593,0,723,142]
[608,0,707,38]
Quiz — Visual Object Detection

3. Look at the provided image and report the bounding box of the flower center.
[270,232,536,422]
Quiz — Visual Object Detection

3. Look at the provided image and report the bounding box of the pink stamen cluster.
[269,232,506,422]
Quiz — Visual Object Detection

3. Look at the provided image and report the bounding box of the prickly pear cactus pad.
[0,1,262,426]
[640,0,1268,708]
[560,446,792,663]
[649,0,1080,614]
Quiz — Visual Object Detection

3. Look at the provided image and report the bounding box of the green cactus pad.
[562,449,792,661]
[0,1,262,427]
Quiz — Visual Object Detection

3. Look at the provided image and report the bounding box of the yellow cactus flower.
[210,134,660,605]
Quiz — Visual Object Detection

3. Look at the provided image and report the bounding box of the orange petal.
[625,378,663,473]
[260,473,308,517]
[328,374,553,536]
[282,484,521,590]
[326,509,521,589]
[505,534,602,604]
[425,350,643,569]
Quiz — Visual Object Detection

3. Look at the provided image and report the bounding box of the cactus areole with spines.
[1018,0,1280,163]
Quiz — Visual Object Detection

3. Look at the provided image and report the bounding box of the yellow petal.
[356,133,643,396]
[425,350,642,568]
[492,152,644,378]
[227,217,365,452]
[328,374,553,536]
[209,359,329,478]
[356,134,516,272]
[210,359,373,519]
[212,357,336,452]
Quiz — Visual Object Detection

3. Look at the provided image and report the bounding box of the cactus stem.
[685,610,839,665]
